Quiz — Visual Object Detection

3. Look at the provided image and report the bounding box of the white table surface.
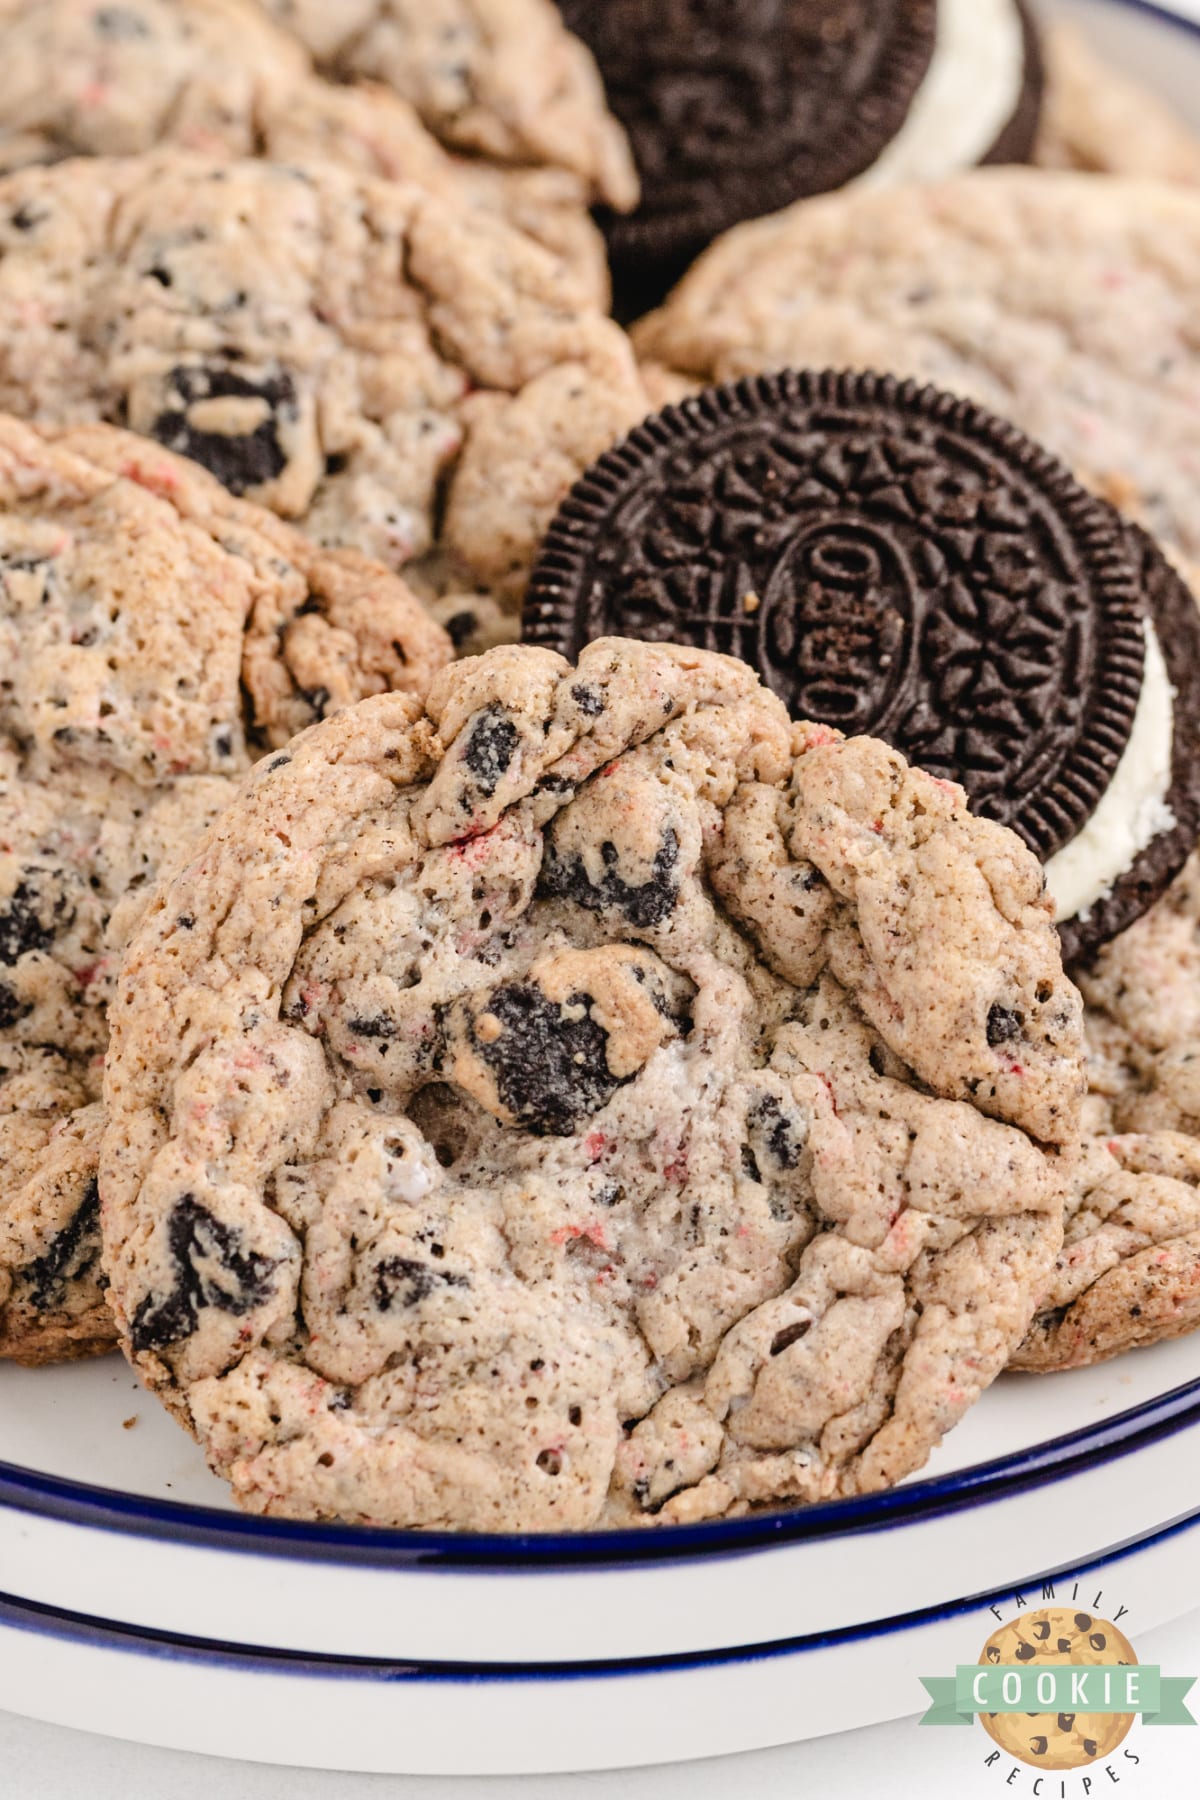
[9,1,1200,1793]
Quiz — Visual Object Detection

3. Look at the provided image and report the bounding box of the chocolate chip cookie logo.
[920,1587,1195,1791]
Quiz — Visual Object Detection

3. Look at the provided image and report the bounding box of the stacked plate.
[2,1319,1199,1772]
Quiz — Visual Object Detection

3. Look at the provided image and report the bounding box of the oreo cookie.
[524,369,1200,961]
[980,0,1046,170]
[559,0,1043,319]
[1055,528,1200,965]
[558,0,939,317]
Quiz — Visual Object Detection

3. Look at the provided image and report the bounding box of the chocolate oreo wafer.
[1054,527,1200,964]
[524,369,1200,961]
[558,0,1043,318]
[980,0,1046,170]
[559,0,937,317]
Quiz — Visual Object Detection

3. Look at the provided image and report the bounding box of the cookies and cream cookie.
[1013,852,1200,1371]
[633,170,1200,571]
[0,152,648,637]
[1036,22,1200,187]
[0,416,449,1364]
[259,0,636,211]
[99,638,1082,1528]
[0,0,633,305]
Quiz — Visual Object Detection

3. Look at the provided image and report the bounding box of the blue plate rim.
[3,1368,1200,1569]
[1095,0,1200,41]
[2,0,1199,1579]
[1,1503,1197,1681]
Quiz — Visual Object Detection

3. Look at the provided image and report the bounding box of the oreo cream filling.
[851,0,1024,190]
[1046,622,1176,923]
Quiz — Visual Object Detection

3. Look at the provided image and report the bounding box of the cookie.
[0,416,449,1366]
[258,0,637,213]
[1013,1128,1200,1374]
[0,0,624,307]
[632,169,1200,570]
[557,0,1042,317]
[0,152,648,614]
[980,1608,1137,1770]
[1012,847,1200,1372]
[1036,23,1200,187]
[99,638,1082,1529]
[525,370,1200,962]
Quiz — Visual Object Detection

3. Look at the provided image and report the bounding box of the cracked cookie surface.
[0,0,624,305]
[0,415,448,1364]
[633,169,1200,568]
[258,0,636,213]
[100,638,1082,1529]
[1014,852,1200,1370]
[0,151,647,619]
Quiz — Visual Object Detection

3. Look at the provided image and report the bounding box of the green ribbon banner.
[920,1667,1196,1728]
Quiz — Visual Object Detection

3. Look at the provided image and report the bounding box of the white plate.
[4,1336,1200,1667]
[2,1518,1198,1777]
[3,0,1200,1774]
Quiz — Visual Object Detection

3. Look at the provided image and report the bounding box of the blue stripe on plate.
[2,1373,1200,1569]
[2,1505,1199,1681]
[1095,0,1200,40]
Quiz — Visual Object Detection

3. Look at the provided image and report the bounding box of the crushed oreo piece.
[470,982,621,1137]
[373,1256,470,1311]
[15,1179,101,1313]
[463,705,520,797]
[129,1195,279,1354]
[150,364,297,494]
[540,827,680,928]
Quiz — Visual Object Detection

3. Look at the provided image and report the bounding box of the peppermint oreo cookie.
[557,0,1042,316]
[524,370,1200,961]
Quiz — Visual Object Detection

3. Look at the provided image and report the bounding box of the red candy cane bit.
[121,456,181,495]
[447,823,501,857]
[550,1221,608,1251]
